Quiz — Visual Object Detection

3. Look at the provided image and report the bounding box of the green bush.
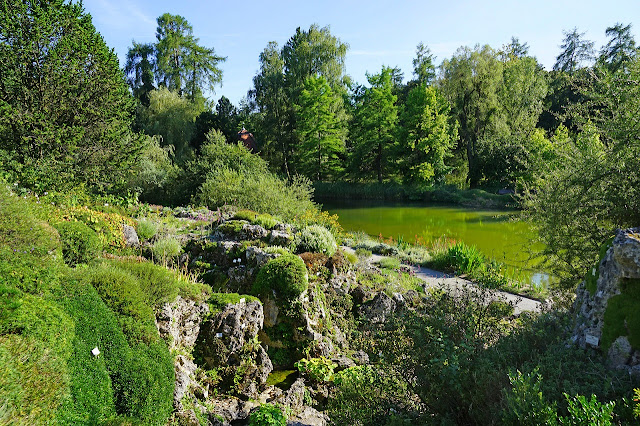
[502,369,557,425]
[136,218,159,242]
[295,225,337,256]
[295,357,336,382]
[234,209,280,230]
[54,220,103,266]
[263,246,291,256]
[106,259,180,308]
[252,255,308,301]
[151,236,182,264]
[249,403,286,426]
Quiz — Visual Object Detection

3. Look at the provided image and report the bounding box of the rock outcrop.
[573,227,640,372]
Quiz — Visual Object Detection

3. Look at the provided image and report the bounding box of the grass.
[208,293,260,314]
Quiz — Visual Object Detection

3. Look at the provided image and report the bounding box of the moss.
[217,220,248,236]
[585,237,614,296]
[208,293,260,314]
[601,278,640,351]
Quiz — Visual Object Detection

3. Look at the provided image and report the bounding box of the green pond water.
[322,201,550,288]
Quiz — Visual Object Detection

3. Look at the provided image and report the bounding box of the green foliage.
[263,246,292,256]
[0,185,61,294]
[397,84,456,185]
[378,257,401,270]
[601,279,640,351]
[295,75,346,180]
[559,394,615,425]
[191,131,317,221]
[61,269,174,424]
[248,403,287,426]
[54,220,102,266]
[502,369,558,425]
[233,210,280,230]
[137,87,203,160]
[585,237,614,295]
[294,357,336,382]
[127,135,178,203]
[0,0,140,193]
[152,237,182,264]
[135,218,159,242]
[295,225,337,256]
[349,66,399,183]
[252,255,309,301]
[208,293,260,314]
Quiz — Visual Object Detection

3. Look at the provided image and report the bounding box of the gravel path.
[344,248,542,315]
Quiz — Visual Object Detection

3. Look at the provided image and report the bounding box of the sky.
[83,0,640,106]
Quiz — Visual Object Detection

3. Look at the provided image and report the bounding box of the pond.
[321,201,550,288]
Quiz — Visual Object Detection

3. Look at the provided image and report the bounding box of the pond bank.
[314,182,516,209]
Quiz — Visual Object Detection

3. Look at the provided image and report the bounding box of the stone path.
[344,248,542,315]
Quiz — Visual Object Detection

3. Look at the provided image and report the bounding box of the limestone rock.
[360,291,397,323]
[241,223,269,240]
[573,227,640,371]
[156,296,210,351]
[270,229,294,247]
[352,350,370,365]
[287,406,329,426]
[246,245,280,269]
[122,224,139,246]
[195,299,273,397]
[208,397,259,425]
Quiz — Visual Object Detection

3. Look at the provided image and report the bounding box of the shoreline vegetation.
[314,182,516,209]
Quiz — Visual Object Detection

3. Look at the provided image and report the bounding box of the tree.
[138,87,202,160]
[439,45,503,187]
[295,76,345,181]
[413,42,436,85]
[524,57,640,286]
[0,0,140,192]
[498,37,530,61]
[251,25,349,177]
[349,67,398,182]
[397,84,456,185]
[154,13,224,100]
[554,28,595,74]
[599,22,637,73]
[124,41,156,105]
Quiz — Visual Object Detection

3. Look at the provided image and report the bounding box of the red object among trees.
[237,127,258,152]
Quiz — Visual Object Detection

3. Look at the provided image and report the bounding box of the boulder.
[360,291,397,323]
[241,223,269,240]
[572,227,640,371]
[195,299,273,397]
[156,296,210,351]
[270,229,294,247]
[122,224,139,246]
[287,406,329,426]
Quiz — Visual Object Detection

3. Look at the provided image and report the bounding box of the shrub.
[54,220,102,266]
[64,206,136,249]
[295,225,337,256]
[136,218,159,242]
[502,369,557,425]
[234,209,280,230]
[263,246,291,256]
[252,255,308,301]
[152,237,182,264]
[295,357,337,382]
[249,403,286,426]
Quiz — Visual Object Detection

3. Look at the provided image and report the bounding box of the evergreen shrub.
[295,225,337,256]
[252,255,308,301]
[55,220,102,266]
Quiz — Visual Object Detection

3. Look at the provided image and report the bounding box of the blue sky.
[83,0,640,106]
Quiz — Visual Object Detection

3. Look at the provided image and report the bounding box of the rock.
[156,296,210,351]
[329,270,357,294]
[351,350,370,365]
[270,230,294,247]
[122,224,139,246]
[332,355,356,369]
[195,299,273,398]
[288,406,329,426]
[350,285,373,306]
[241,223,269,240]
[174,355,198,409]
[608,336,633,368]
[573,227,640,371]
[279,378,306,415]
[263,298,279,328]
[360,291,397,323]
[498,188,515,195]
[246,245,280,269]
[208,397,259,425]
